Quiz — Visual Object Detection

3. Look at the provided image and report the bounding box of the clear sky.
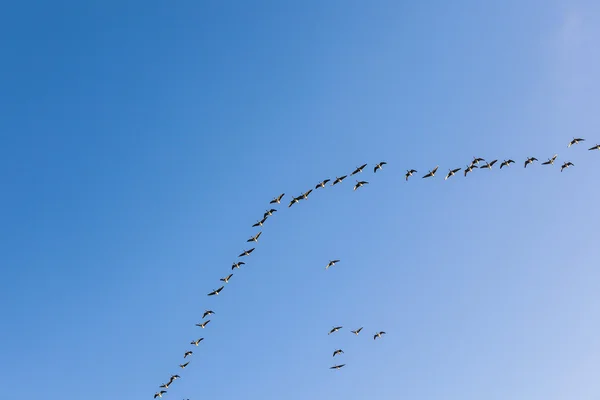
[1,1,599,399]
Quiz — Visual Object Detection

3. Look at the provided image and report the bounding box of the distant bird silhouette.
[315,179,330,189]
[500,159,515,169]
[270,193,285,204]
[159,382,171,389]
[154,391,167,398]
[374,331,386,340]
[288,197,300,208]
[202,310,214,319]
[422,166,439,178]
[330,364,346,370]
[332,175,348,186]
[184,351,193,358]
[231,262,245,270]
[191,338,204,346]
[464,164,478,177]
[252,217,267,227]
[353,180,369,190]
[542,154,558,165]
[351,327,363,335]
[479,160,498,169]
[196,320,210,329]
[589,144,600,151]
[238,248,255,257]
[374,162,387,173]
[263,209,277,218]
[168,375,180,383]
[220,273,233,283]
[568,137,585,147]
[328,326,343,335]
[333,349,344,357]
[445,168,461,180]
[179,362,189,369]
[325,260,340,270]
[350,164,367,175]
[524,157,538,168]
[247,232,262,243]
[471,157,485,166]
[405,169,417,181]
[207,286,224,296]
[560,161,574,172]
[299,189,313,200]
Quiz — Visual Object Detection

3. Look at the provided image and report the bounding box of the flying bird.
[405,169,417,181]
[350,164,367,175]
[179,362,189,369]
[196,320,211,328]
[568,137,585,147]
[299,189,313,200]
[191,338,204,346]
[238,248,255,257]
[422,166,439,178]
[328,326,343,335]
[263,209,277,218]
[202,310,214,319]
[332,175,348,186]
[524,157,538,168]
[168,375,180,383]
[374,162,387,173]
[500,159,515,169]
[471,157,485,166]
[589,144,600,151]
[154,391,167,398]
[351,327,363,335]
[353,180,369,190]
[479,160,498,169]
[220,273,233,283]
[333,349,344,357]
[542,154,558,165]
[252,217,267,227]
[315,179,331,189]
[270,193,285,204]
[207,286,224,296]
[464,164,478,176]
[288,197,300,208]
[330,364,346,370]
[184,351,193,358]
[445,168,461,180]
[247,232,262,242]
[561,161,574,172]
[231,262,245,270]
[374,331,386,340]
[325,260,340,270]
[159,382,171,389]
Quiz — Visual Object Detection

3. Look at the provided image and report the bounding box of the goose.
[270,193,285,204]
[560,161,574,172]
[479,160,498,169]
[179,362,189,369]
[374,162,387,173]
[464,164,478,176]
[154,391,167,398]
[350,163,367,175]
[471,157,485,166]
[422,166,439,178]
[500,159,515,169]
[190,338,204,346]
[231,262,245,270]
[542,154,558,165]
[332,349,344,357]
[524,157,538,168]
[169,375,180,383]
[330,364,346,370]
[196,320,211,328]
[207,286,224,296]
[238,248,255,257]
[445,168,461,180]
[332,175,348,186]
[299,189,313,200]
[351,327,363,335]
[184,351,193,358]
[202,310,214,319]
[353,180,369,190]
[252,217,267,227]
[288,196,300,208]
[247,232,262,242]
[315,179,330,189]
[220,273,233,283]
[374,331,386,340]
[589,144,600,151]
[405,169,417,181]
[263,209,277,218]
[568,137,585,147]
[328,326,343,335]
[325,260,340,270]
[159,382,171,389]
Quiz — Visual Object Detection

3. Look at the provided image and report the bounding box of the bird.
[263,209,277,218]
[190,338,204,346]
[154,391,167,398]
[524,157,538,168]
[405,169,417,181]
[315,179,330,189]
[270,193,285,204]
[350,163,367,175]
[325,260,340,270]
[231,261,245,270]
[238,248,255,257]
[159,382,171,389]
[471,157,485,166]
[247,232,262,242]
[500,159,515,169]
[374,162,387,173]
[202,310,214,319]
[479,160,498,169]
[168,375,180,383]
[330,364,346,370]
[220,273,233,283]
[589,144,600,151]
[184,351,193,358]
[568,137,585,147]
[179,362,189,369]
[374,331,386,340]
[445,168,461,180]
[351,327,363,335]
[422,166,439,178]
[333,349,344,357]
[464,164,478,176]
[332,175,348,186]
[561,161,574,172]
[252,217,267,227]
[299,189,313,200]
[328,326,343,335]
[196,320,210,328]
[288,197,300,208]
[542,154,558,165]
[353,180,368,190]
[207,286,224,296]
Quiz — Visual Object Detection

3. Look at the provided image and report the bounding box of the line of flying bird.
[153,136,597,398]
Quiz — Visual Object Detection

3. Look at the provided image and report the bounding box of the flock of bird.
[153,137,598,398]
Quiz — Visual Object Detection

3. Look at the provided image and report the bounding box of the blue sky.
[1,1,599,399]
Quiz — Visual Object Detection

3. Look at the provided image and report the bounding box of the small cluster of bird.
[153,137,597,398]
[327,325,387,370]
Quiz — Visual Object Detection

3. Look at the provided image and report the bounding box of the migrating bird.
[207,286,224,296]
[374,162,387,173]
[422,166,439,179]
[190,338,204,346]
[288,196,300,208]
[179,362,189,369]
[353,180,368,190]
[405,169,417,181]
[247,231,262,242]
[330,364,346,370]
[524,157,538,168]
[270,193,285,204]
[252,217,267,227]
[220,273,233,283]
[479,160,498,169]
[154,391,167,398]
[328,326,343,335]
[471,157,485,166]
[542,154,558,165]
[332,175,348,186]
[184,351,193,358]
[332,349,344,357]
[445,168,461,180]
[464,164,478,176]
[561,161,574,172]
[568,137,585,147]
[351,327,363,335]
[231,262,245,270]
[325,260,340,270]
[315,179,330,189]
[202,310,214,319]
[263,209,277,218]
[168,375,180,383]
[500,159,515,169]
[238,248,255,257]
[351,163,367,175]
[589,144,600,151]
[374,331,386,340]
[196,320,211,328]
[159,382,171,389]
[299,189,313,200]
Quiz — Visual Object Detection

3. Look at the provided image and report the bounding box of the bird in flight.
[332,175,348,186]
[154,391,167,398]
[350,163,367,175]
[351,327,363,335]
[315,179,330,189]
[500,159,515,169]
[524,157,538,168]
[247,232,262,243]
[231,261,245,270]
[263,209,277,218]
[542,154,558,165]
[374,331,386,340]
[405,169,417,181]
[179,362,189,369]
[374,162,387,173]
[445,168,461,180]
[220,273,233,283]
[288,196,300,208]
[252,217,267,227]
[568,137,585,147]
[207,286,224,296]
[190,338,204,346]
[560,161,574,172]
[328,326,343,335]
[325,260,340,270]
[238,248,255,257]
[479,160,498,169]
[471,157,485,166]
[159,382,171,389]
[353,181,369,190]
[332,349,344,357]
[299,189,313,200]
[202,310,214,319]
[270,193,285,204]
[464,164,477,177]
[589,144,600,151]
[196,320,211,328]
[330,364,346,370]
[184,351,193,358]
[422,166,439,178]
[168,375,180,383]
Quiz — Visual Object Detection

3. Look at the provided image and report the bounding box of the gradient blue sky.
[1,1,599,399]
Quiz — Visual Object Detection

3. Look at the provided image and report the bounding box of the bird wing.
[216,286,224,293]
[489,160,497,166]
[360,163,367,170]
[304,189,313,197]
[432,166,439,174]
[422,172,432,178]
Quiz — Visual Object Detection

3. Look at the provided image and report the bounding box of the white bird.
[445,168,461,180]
